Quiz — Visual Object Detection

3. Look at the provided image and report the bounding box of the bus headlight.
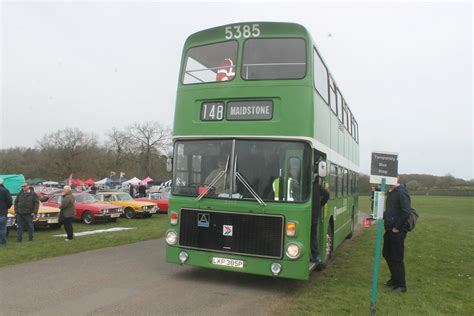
[165,230,178,245]
[286,243,301,259]
[270,263,282,275]
[178,251,189,263]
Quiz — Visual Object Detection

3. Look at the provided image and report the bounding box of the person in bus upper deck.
[382,177,411,293]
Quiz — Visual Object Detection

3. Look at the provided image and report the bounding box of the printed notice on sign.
[370,151,398,185]
[226,100,273,120]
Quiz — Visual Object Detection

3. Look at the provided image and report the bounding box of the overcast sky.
[1,1,472,179]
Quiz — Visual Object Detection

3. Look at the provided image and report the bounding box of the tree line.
[0,121,172,181]
[358,173,474,195]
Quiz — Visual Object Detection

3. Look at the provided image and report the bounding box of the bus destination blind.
[200,100,273,121]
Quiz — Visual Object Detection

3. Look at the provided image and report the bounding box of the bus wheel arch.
[325,217,335,263]
[347,206,355,239]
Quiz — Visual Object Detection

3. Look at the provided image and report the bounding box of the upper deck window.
[182,41,238,84]
[242,38,306,80]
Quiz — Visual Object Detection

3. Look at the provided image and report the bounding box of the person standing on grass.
[0,178,13,246]
[383,177,411,293]
[60,186,76,241]
[15,182,39,242]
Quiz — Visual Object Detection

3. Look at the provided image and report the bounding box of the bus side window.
[330,164,337,198]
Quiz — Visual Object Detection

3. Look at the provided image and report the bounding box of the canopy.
[74,178,84,186]
[122,177,141,185]
[0,174,26,195]
[84,178,95,185]
[95,177,112,185]
[140,177,153,185]
[27,178,47,185]
[43,181,59,186]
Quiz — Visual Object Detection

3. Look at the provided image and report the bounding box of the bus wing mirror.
[166,157,173,173]
[318,161,327,178]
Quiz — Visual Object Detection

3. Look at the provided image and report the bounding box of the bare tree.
[107,128,133,173]
[128,121,172,177]
[37,128,98,178]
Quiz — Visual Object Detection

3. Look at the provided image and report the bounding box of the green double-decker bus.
[165,22,359,280]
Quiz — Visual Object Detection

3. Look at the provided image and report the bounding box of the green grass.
[272,196,474,315]
[0,214,168,267]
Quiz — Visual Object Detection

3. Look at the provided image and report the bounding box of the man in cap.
[14,182,39,242]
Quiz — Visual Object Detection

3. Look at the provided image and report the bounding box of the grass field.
[273,196,474,315]
[0,214,168,267]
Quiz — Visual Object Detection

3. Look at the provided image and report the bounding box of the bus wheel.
[347,210,355,239]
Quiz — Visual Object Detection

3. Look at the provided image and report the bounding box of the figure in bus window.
[216,58,235,81]
[272,158,301,201]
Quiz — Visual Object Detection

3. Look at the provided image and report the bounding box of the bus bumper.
[166,246,310,280]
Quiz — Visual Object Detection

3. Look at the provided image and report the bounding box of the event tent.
[0,174,25,195]
[140,177,153,185]
[84,178,95,185]
[43,181,59,186]
[27,178,47,185]
[95,177,112,185]
[122,177,141,185]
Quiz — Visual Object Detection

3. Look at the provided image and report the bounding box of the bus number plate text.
[212,257,244,268]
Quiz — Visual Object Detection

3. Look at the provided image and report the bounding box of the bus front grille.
[179,208,284,259]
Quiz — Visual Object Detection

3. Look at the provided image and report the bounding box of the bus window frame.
[181,40,239,86]
[241,37,308,81]
[313,47,329,104]
[329,76,337,115]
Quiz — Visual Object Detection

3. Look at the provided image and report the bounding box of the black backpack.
[406,207,419,232]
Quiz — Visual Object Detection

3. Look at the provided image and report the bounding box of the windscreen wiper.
[234,155,266,207]
[196,155,229,201]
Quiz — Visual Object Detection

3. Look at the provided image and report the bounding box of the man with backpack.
[382,179,411,293]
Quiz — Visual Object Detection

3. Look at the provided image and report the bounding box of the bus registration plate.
[212,257,244,268]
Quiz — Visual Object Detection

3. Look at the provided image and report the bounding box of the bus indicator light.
[286,222,296,237]
[170,212,178,225]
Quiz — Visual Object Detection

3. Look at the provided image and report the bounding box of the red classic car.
[43,192,124,224]
[135,190,169,213]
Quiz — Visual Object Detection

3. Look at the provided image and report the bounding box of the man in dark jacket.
[0,178,13,245]
[383,179,411,293]
[14,182,39,242]
[60,186,76,241]
[310,182,330,263]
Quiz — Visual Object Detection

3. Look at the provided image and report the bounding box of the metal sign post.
[370,178,385,315]
[369,151,398,315]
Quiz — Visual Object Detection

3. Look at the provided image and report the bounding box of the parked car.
[37,188,64,202]
[9,197,62,229]
[6,213,15,236]
[43,193,123,224]
[135,190,169,213]
[95,192,157,219]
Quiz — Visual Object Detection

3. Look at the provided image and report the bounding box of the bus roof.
[184,22,311,47]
